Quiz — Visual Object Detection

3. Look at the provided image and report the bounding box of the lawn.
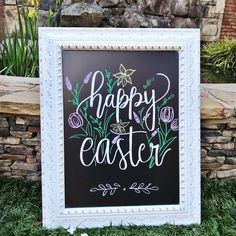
[0,177,235,236]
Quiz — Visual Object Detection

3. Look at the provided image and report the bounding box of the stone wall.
[1,76,236,180]
[201,84,236,179]
[2,0,228,42]
[220,0,236,39]
[0,76,40,181]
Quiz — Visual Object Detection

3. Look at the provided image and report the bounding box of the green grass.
[0,177,235,235]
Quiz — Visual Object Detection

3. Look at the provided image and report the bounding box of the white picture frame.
[39,28,200,229]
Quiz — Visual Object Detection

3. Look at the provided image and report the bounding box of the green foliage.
[0,5,39,77]
[0,0,63,77]
[201,39,236,71]
[0,177,235,235]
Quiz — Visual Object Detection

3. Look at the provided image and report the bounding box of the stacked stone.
[201,119,236,179]
[3,0,228,42]
[0,114,41,181]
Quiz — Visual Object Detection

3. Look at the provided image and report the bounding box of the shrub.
[201,39,236,71]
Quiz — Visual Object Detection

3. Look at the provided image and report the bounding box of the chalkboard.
[40,28,200,228]
[62,50,179,208]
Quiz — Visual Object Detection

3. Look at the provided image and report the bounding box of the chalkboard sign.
[40,28,200,229]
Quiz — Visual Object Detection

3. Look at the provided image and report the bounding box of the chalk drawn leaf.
[142,189,151,194]
[139,183,145,188]
[98,184,105,189]
[114,183,121,187]
[90,188,98,192]
[110,189,116,195]
[150,186,159,191]
[102,190,108,196]
[131,182,137,188]
[135,189,141,194]
[106,183,112,188]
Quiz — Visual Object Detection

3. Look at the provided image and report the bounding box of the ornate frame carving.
[39,28,200,229]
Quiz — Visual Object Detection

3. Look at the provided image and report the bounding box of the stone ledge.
[1,76,236,119]
[0,75,40,116]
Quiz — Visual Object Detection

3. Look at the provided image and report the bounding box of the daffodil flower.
[28,11,37,18]
[31,0,39,7]
[113,64,135,87]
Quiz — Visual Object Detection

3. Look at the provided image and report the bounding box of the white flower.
[113,64,135,87]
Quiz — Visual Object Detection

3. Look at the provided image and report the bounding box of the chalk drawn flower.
[151,128,159,137]
[65,76,72,91]
[143,112,150,121]
[171,118,179,131]
[160,106,174,123]
[112,135,120,144]
[113,64,135,87]
[111,120,129,134]
[68,112,83,128]
[133,112,140,123]
[84,72,93,84]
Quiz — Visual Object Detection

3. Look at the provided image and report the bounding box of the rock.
[222,130,233,137]
[217,169,236,178]
[0,145,3,154]
[0,166,11,172]
[0,119,9,128]
[207,170,217,179]
[26,172,41,181]
[11,161,40,172]
[216,156,225,164]
[98,0,120,7]
[22,137,40,146]
[201,148,207,158]
[4,145,34,155]
[16,116,40,126]
[0,153,26,161]
[0,76,40,116]
[36,152,41,162]
[26,155,37,164]
[10,131,33,139]
[212,143,234,150]
[10,125,28,132]
[61,2,103,27]
[2,172,12,177]
[208,150,236,157]
[225,157,236,165]
[28,126,40,133]
[203,136,232,143]
[201,163,222,171]
[171,0,188,16]
[9,175,25,180]
[201,130,222,137]
[0,159,13,167]
[201,156,216,163]
[122,9,148,27]
[39,0,56,11]
[0,128,10,137]
[141,0,171,16]
[201,120,227,130]
[0,137,20,145]
[174,17,197,28]
[8,117,15,126]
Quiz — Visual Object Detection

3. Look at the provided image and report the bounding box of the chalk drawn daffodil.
[111,120,129,134]
[113,64,136,87]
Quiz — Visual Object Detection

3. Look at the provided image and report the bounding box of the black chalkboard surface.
[62,50,179,208]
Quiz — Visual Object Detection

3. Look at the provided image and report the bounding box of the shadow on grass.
[0,177,235,236]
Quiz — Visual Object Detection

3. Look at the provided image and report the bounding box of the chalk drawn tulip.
[65,76,72,91]
[171,118,179,131]
[160,106,174,123]
[133,112,140,123]
[112,135,120,144]
[68,112,83,128]
[84,72,93,84]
